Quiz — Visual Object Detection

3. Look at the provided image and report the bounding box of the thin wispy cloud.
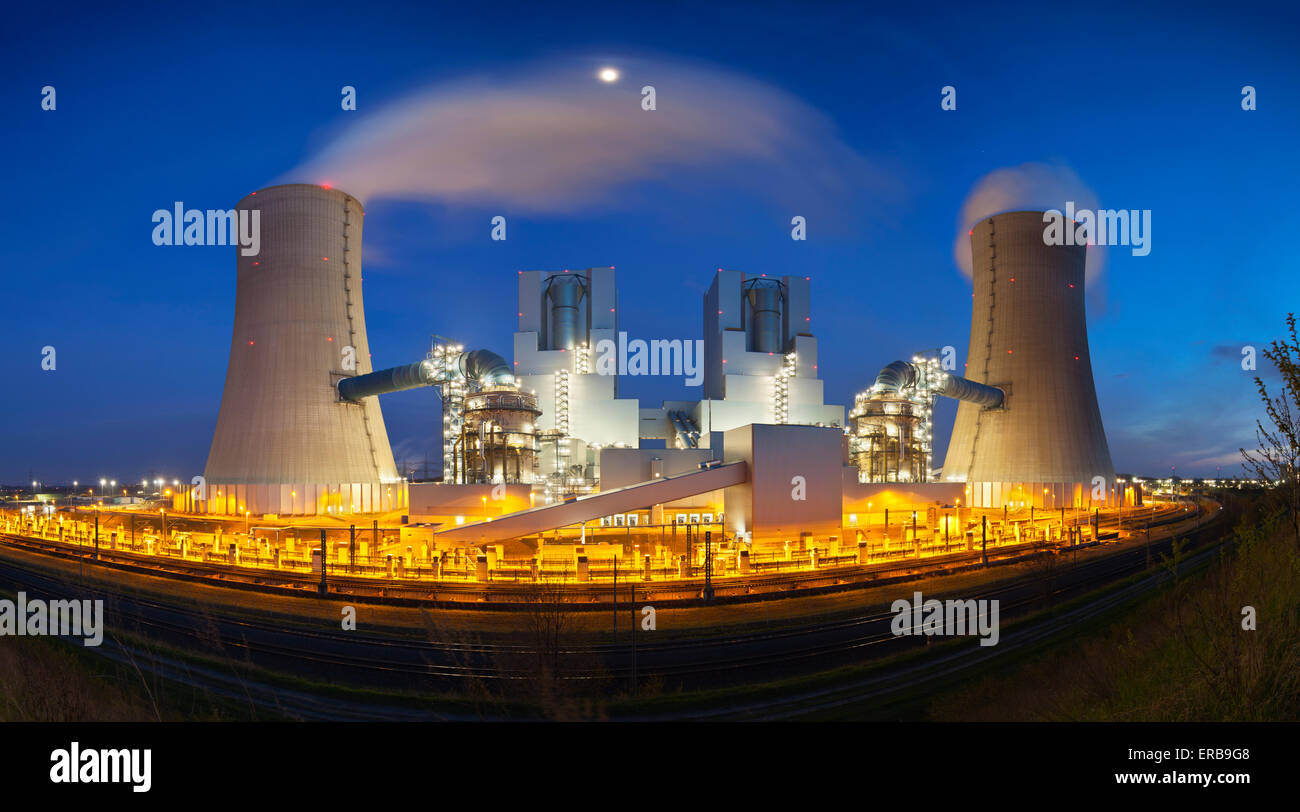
[285,57,891,225]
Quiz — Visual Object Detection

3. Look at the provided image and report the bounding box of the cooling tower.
[201,184,401,516]
[942,211,1115,507]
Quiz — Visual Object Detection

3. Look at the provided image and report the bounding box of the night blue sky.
[3,0,1297,485]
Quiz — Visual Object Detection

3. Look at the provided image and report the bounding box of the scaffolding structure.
[455,388,541,484]
[773,351,797,424]
[849,353,942,483]
[536,348,598,503]
[428,338,467,482]
[429,336,541,485]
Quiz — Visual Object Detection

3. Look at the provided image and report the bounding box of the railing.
[0,504,1176,588]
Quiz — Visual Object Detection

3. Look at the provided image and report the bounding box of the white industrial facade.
[512,268,640,491]
[639,269,844,447]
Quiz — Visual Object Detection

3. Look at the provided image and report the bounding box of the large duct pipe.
[337,349,514,402]
[457,349,514,387]
[872,360,916,394]
[668,410,701,449]
[744,279,783,354]
[936,373,1005,409]
[338,360,435,402]
[871,360,1005,409]
[547,275,586,350]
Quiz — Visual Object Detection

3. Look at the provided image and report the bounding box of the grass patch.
[924,519,1300,721]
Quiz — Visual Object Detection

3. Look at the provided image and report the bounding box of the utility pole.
[613,554,618,639]
[94,509,99,561]
[626,579,631,691]
[318,529,328,595]
[1145,512,1151,568]
[372,519,379,564]
[912,511,918,558]
[703,530,714,601]
[349,524,356,573]
[685,523,692,574]
[981,515,987,566]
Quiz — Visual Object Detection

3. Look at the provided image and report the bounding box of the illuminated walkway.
[0,502,1196,603]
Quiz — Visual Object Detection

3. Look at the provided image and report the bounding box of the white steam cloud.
[952,162,1106,287]
[284,58,884,219]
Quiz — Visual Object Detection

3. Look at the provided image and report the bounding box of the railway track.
[687,538,1229,721]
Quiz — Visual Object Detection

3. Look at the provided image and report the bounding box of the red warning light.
[327,337,334,342]
[1074,355,1080,360]
[1007,349,1013,354]
[248,340,254,346]
[321,183,332,190]
[322,257,329,261]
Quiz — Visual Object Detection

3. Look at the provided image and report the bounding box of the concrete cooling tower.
[200,184,403,516]
[942,210,1115,508]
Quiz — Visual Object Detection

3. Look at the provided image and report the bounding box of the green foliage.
[1241,313,1300,548]
[927,511,1300,721]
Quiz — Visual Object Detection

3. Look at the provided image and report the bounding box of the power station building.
[186,184,1118,547]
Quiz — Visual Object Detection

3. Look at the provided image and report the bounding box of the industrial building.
[184,185,1120,553]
